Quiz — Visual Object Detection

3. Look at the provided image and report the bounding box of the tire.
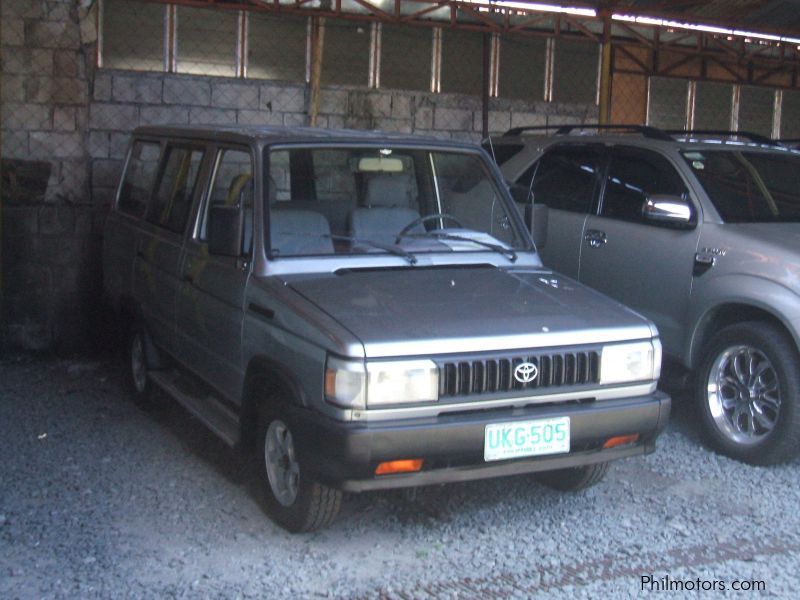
[695,321,800,465]
[258,405,342,532]
[127,325,152,405]
[536,462,609,491]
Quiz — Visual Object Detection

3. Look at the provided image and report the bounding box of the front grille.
[439,351,600,398]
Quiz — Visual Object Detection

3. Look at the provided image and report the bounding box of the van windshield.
[682,150,800,223]
[267,146,528,259]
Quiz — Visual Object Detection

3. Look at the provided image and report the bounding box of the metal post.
[773,89,783,139]
[309,17,325,127]
[598,11,613,124]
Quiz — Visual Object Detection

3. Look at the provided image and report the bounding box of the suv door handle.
[584,229,607,247]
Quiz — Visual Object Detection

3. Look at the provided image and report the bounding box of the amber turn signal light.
[603,433,640,449]
[375,459,424,475]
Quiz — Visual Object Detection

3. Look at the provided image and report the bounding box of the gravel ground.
[2,353,799,599]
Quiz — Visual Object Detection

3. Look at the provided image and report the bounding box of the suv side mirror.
[642,195,694,229]
[208,205,244,256]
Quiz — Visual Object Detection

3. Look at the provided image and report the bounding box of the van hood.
[282,266,655,358]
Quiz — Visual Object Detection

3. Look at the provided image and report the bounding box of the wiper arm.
[324,234,418,265]
[402,232,518,263]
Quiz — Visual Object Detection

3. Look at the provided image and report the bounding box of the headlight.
[325,356,366,409]
[366,360,439,406]
[324,357,439,408]
[600,341,660,385]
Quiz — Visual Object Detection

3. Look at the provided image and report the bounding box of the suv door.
[133,141,207,357]
[579,145,701,356]
[522,144,603,278]
[176,146,254,401]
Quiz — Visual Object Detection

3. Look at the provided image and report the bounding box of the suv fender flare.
[685,275,800,370]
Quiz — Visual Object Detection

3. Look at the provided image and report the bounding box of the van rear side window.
[118,141,161,217]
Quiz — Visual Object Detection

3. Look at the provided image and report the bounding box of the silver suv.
[103,125,669,532]
[489,124,800,465]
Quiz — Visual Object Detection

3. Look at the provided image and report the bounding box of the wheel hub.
[707,345,781,445]
[264,419,300,507]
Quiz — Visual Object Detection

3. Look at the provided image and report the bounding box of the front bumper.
[290,391,671,492]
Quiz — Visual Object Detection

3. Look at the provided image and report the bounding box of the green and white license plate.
[484,416,570,462]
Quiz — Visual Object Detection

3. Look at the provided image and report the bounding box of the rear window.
[118,140,161,217]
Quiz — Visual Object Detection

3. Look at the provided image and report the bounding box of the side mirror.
[530,203,548,249]
[642,195,694,229]
[208,205,244,256]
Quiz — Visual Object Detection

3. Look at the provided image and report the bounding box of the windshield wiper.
[401,231,518,262]
[324,234,418,265]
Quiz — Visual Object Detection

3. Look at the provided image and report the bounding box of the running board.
[149,370,240,447]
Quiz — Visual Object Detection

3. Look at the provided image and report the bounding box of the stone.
[473,110,511,135]
[163,77,211,106]
[92,73,112,101]
[24,19,81,49]
[433,107,472,131]
[211,82,259,109]
[109,133,131,159]
[1,16,25,46]
[89,103,139,131]
[1,103,51,131]
[112,74,163,104]
[391,94,413,119]
[2,48,53,75]
[25,77,87,105]
[318,88,348,115]
[237,110,283,126]
[414,106,433,130]
[260,84,305,113]
[88,132,110,159]
[29,131,85,159]
[1,76,26,103]
[53,107,77,131]
[54,52,82,78]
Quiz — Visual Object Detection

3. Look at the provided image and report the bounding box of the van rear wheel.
[259,406,341,532]
[128,326,152,405]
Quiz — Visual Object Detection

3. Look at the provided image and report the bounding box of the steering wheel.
[395,213,464,245]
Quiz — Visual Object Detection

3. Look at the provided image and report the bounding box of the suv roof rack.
[502,123,674,142]
[666,129,777,145]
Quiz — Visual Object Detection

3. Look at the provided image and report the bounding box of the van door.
[176,147,254,402]
[133,142,207,357]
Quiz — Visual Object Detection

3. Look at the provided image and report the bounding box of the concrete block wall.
[1,0,597,352]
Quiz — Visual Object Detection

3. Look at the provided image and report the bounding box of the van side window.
[201,149,253,254]
[146,145,205,233]
[529,145,603,213]
[118,141,161,217]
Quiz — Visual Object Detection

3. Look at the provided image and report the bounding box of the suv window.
[602,147,688,222]
[200,148,254,253]
[683,150,800,223]
[118,140,161,217]
[528,145,603,213]
[146,145,205,234]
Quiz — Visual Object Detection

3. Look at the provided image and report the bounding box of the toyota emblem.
[514,362,538,383]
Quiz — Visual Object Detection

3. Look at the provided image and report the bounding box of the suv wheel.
[259,407,342,532]
[696,321,800,465]
[536,462,609,491]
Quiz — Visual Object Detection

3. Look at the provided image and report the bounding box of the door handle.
[584,229,607,248]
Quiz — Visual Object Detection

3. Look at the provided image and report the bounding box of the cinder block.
[0,131,29,158]
[1,75,26,103]
[54,52,82,78]
[88,132,110,159]
[1,16,25,46]
[24,19,81,49]
[2,48,54,75]
[391,94,413,119]
[109,133,132,159]
[25,77,88,105]
[29,132,85,159]
[433,107,472,131]
[260,84,305,113]
[89,103,139,131]
[283,113,307,127]
[473,110,511,135]
[112,74,163,104]
[41,2,72,22]
[414,106,433,130]
[211,82,259,109]
[350,92,392,119]
[93,73,112,101]
[190,107,237,125]
[53,107,77,131]
[2,0,43,19]
[163,77,211,106]
[374,118,412,134]
[318,88,348,115]
[1,103,51,130]
[139,106,189,126]
[237,110,283,126]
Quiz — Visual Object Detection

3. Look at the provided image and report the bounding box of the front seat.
[348,172,424,245]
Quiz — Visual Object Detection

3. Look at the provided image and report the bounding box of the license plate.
[484,417,570,462]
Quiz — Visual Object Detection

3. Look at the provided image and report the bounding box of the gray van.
[103,125,669,532]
